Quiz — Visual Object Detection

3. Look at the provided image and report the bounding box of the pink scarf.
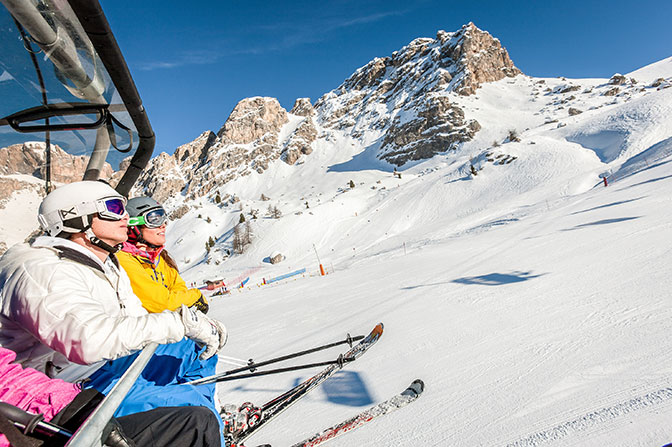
[121,242,164,265]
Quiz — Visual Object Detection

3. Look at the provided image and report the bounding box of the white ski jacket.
[0,236,186,381]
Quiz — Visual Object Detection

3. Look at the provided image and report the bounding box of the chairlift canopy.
[0,0,154,195]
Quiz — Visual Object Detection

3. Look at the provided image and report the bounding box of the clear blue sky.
[100,0,672,155]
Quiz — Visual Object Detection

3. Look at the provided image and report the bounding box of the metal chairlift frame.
[1,0,159,445]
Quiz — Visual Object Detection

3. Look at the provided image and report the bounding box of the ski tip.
[404,379,425,397]
[372,323,384,337]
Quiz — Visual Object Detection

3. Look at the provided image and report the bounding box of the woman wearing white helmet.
[0,180,228,442]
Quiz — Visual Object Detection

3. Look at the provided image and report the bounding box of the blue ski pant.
[85,338,224,442]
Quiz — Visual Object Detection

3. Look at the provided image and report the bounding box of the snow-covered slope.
[207,122,672,447]
[167,58,672,286]
[166,57,672,446]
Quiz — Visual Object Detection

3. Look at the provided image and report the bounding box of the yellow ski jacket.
[117,248,204,313]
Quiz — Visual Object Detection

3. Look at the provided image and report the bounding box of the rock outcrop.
[290,98,316,117]
[0,141,116,217]
[380,97,481,165]
[136,97,315,201]
[217,97,288,144]
[0,142,114,183]
[313,22,517,165]
[440,23,521,95]
[282,117,317,165]
[136,23,522,198]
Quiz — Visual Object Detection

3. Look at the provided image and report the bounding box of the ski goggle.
[128,208,167,228]
[95,197,127,221]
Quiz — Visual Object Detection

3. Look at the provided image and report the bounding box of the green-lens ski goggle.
[128,208,167,228]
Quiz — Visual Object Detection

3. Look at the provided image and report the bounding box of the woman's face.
[140,223,167,246]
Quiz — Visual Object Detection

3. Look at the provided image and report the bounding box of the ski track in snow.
[506,385,672,446]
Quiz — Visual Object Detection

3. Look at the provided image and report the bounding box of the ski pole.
[184,333,364,385]
[242,334,363,373]
[185,355,355,385]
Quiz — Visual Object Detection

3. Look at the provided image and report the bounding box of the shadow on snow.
[562,216,640,231]
[451,271,546,286]
[327,144,392,173]
[624,174,672,189]
[227,371,374,406]
[570,197,645,215]
[320,371,374,407]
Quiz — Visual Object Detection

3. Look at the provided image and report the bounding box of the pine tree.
[232,225,244,254]
[244,220,252,244]
[239,213,246,224]
[267,204,282,218]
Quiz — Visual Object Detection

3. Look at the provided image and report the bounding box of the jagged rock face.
[136,131,217,201]
[136,97,319,201]
[380,97,481,165]
[136,23,521,200]
[314,22,519,165]
[0,177,40,207]
[440,23,521,95]
[133,152,185,203]
[175,131,217,169]
[0,142,116,220]
[282,118,317,165]
[0,142,114,183]
[217,97,289,144]
[290,98,316,117]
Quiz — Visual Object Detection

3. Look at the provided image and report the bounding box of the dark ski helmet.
[126,196,167,246]
[127,196,167,228]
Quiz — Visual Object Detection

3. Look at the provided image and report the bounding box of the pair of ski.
[186,323,424,447]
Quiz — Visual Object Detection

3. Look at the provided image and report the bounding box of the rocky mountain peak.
[445,22,521,95]
[217,97,289,145]
[290,98,315,117]
[334,22,519,99]
[134,23,522,199]
[174,130,217,167]
[136,95,319,202]
[312,22,520,165]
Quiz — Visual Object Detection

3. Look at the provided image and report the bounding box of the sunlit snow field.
[188,61,672,446]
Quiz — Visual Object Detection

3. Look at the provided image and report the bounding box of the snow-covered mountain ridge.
[135,23,520,205]
[139,28,671,285]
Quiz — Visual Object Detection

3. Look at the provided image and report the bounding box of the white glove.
[180,305,228,360]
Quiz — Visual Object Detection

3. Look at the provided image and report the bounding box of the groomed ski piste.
[175,59,672,446]
[120,56,671,446]
[2,57,671,446]
[171,59,672,447]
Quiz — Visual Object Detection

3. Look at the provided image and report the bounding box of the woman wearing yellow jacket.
[118,196,209,313]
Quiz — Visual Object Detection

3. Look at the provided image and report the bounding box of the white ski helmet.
[38,181,127,237]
